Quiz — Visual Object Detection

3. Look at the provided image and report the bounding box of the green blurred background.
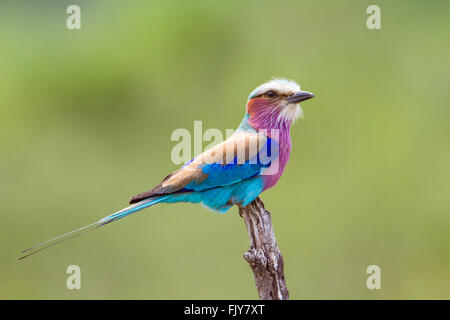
[1,0,449,299]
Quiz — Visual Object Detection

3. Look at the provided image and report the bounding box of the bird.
[18,78,315,260]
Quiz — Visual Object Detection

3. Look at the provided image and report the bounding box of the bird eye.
[266,91,277,98]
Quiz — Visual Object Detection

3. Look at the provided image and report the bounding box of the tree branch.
[239,197,289,300]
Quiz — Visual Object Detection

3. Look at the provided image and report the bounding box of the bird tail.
[17,196,168,260]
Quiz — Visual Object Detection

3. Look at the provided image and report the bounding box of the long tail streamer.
[18,196,166,260]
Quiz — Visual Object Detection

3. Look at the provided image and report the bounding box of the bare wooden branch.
[239,197,289,300]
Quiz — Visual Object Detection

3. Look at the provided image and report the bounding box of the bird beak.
[287,91,315,103]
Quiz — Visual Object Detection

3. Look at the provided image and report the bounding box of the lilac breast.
[245,101,295,191]
[262,126,292,190]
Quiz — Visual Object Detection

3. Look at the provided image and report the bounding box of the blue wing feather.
[182,137,278,192]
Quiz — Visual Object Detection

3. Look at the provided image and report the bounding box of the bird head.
[246,78,315,128]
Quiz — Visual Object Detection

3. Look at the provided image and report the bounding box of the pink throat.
[246,101,293,190]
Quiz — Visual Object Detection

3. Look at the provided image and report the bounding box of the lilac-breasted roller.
[19,78,315,259]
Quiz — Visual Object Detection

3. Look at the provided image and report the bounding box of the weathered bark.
[239,197,289,300]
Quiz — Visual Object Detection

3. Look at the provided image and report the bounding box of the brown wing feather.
[128,132,266,204]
